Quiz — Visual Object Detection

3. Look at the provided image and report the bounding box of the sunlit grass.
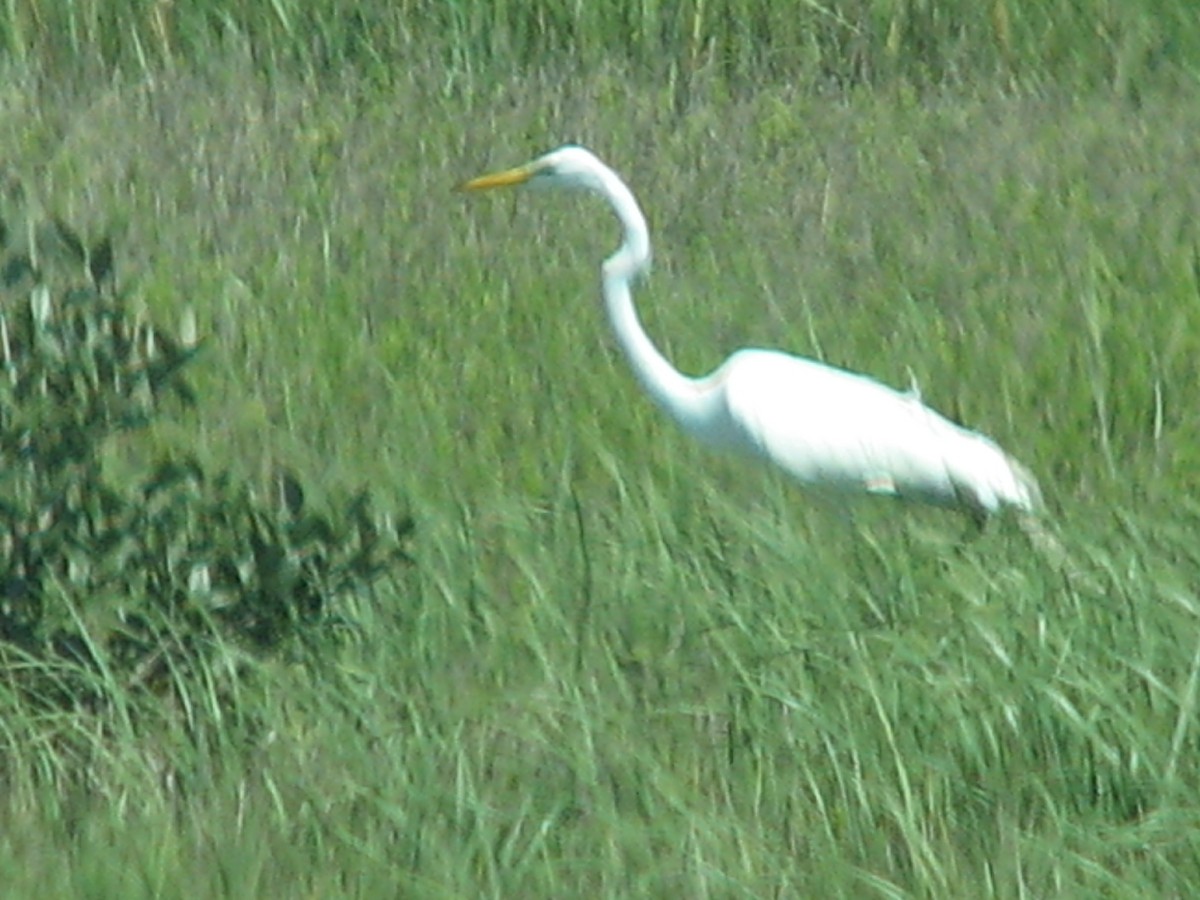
[3,0,1199,100]
[2,34,1200,898]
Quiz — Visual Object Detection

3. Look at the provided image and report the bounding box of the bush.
[0,191,412,711]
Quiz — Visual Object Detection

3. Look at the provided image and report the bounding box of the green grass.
[4,0,1200,97]
[3,7,1200,896]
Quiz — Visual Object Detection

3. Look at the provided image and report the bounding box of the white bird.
[459,145,1041,521]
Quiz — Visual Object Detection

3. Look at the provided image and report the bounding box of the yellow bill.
[457,163,534,192]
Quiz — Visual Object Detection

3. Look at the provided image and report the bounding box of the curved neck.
[594,169,707,423]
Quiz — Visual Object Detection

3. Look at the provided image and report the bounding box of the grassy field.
[3,2,1200,896]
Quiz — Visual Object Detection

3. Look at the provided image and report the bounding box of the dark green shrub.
[0,195,411,710]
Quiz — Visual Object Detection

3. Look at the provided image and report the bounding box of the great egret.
[460,145,1041,520]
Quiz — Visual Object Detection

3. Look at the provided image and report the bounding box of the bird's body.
[684,348,1038,514]
[460,145,1040,519]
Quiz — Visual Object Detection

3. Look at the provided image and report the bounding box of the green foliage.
[1,0,1197,98]
[2,8,1200,895]
[0,199,412,711]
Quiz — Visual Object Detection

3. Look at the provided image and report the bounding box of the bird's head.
[458,145,610,196]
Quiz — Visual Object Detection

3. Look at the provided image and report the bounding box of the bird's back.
[703,349,1039,515]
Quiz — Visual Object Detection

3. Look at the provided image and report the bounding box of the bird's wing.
[716,349,970,504]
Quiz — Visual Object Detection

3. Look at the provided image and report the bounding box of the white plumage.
[461,145,1040,520]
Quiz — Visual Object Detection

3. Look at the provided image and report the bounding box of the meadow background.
[2,0,1200,896]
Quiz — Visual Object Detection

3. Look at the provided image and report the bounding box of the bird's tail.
[947,433,1043,519]
[1004,456,1043,512]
